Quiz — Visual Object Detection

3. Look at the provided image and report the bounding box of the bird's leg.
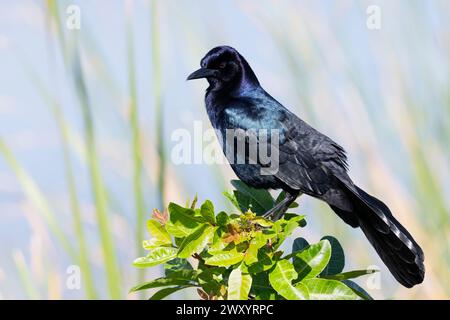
[263,191,299,221]
[271,192,299,221]
[261,200,288,219]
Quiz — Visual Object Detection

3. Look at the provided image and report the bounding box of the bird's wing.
[275,111,350,195]
[222,99,349,196]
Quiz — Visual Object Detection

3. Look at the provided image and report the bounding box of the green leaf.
[275,191,286,204]
[178,225,215,258]
[292,237,309,254]
[190,194,198,209]
[252,217,274,227]
[269,260,309,300]
[174,237,184,247]
[165,269,199,282]
[244,244,259,266]
[272,215,306,249]
[146,220,172,244]
[293,239,331,280]
[200,200,216,224]
[282,215,306,236]
[216,211,230,226]
[149,285,193,300]
[320,236,345,276]
[130,277,191,292]
[251,272,277,300]
[244,233,267,265]
[247,250,275,273]
[261,229,277,241]
[143,238,171,250]
[342,280,373,300]
[303,278,359,300]
[133,247,178,268]
[231,180,274,215]
[234,191,261,215]
[321,269,378,281]
[208,238,230,255]
[227,266,252,300]
[165,203,203,237]
[204,248,245,267]
[164,258,193,276]
[223,191,241,211]
[197,268,225,294]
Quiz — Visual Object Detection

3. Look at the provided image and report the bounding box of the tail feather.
[331,182,425,288]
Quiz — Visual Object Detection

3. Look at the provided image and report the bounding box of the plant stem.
[126,7,147,295]
[73,45,122,299]
[151,0,165,210]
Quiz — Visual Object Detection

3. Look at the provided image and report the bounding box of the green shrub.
[131,180,375,300]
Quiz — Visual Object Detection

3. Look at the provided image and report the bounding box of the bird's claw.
[262,210,282,221]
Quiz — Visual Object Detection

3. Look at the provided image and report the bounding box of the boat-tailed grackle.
[187,45,424,288]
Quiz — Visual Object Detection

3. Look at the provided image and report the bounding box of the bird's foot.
[262,191,300,221]
[262,208,284,221]
[262,211,275,220]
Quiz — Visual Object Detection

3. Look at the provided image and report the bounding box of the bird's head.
[187,46,259,93]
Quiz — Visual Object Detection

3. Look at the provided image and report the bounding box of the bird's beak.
[187,68,217,80]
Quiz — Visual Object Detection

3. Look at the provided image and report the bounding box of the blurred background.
[0,0,449,299]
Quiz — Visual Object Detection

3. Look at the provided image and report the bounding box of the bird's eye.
[219,62,227,69]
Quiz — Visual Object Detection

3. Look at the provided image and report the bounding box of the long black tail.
[331,184,425,288]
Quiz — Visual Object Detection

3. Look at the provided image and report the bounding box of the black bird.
[187,45,424,288]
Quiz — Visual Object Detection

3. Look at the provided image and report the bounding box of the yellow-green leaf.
[147,220,171,244]
[130,277,191,293]
[177,225,215,258]
[200,200,216,223]
[252,217,274,227]
[166,203,203,237]
[227,266,252,300]
[133,247,177,268]
[302,278,359,300]
[143,238,171,250]
[293,239,331,280]
[208,238,229,255]
[244,233,266,265]
[320,269,378,281]
[269,260,309,300]
[204,248,245,267]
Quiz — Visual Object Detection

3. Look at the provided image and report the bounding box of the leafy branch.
[131,180,374,300]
